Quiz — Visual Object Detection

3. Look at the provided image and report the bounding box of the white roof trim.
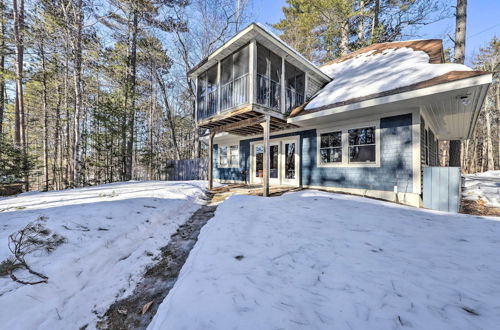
[288,74,493,124]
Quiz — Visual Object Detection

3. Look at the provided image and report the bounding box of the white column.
[249,40,257,105]
[260,115,271,197]
[217,61,221,114]
[281,56,286,114]
[208,131,215,190]
[194,75,199,121]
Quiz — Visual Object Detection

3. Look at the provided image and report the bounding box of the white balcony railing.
[221,74,249,111]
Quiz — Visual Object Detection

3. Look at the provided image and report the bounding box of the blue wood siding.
[214,113,413,192]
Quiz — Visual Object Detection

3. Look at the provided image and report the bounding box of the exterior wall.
[214,113,414,195]
[306,77,323,99]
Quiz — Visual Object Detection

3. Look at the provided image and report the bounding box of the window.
[348,127,376,163]
[219,146,228,167]
[230,145,239,167]
[219,144,239,168]
[319,131,342,164]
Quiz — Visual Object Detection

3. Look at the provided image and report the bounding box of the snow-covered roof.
[292,40,487,116]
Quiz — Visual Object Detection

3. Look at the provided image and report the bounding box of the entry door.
[253,142,280,185]
[280,138,299,186]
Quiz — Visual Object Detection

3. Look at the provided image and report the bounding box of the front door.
[251,136,299,186]
[253,142,280,185]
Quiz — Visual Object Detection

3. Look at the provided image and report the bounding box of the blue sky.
[251,0,500,65]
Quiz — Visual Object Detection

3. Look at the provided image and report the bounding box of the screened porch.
[196,42,306,121]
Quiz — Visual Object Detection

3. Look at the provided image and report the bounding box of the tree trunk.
[13,0,25,148]
[370,0,380,42]
[54,82,62,190]
[0,0,5,136]
[156,71,181,160]
[449,140,461,167]
[485,107,495,171]
[72,0,84,186]
[357,0,365,43]
[454,0,467,65]
[340,21,349,56]
[40,40,49,191]
[126,9,138,181]
[449,0,467,166]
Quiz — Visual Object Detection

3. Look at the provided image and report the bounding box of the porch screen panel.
[256,44,281,110]
[233,46,249,106]
[206,64,218,116]
[197,72,207,119]
[221,56,233,110]
[285,61,305,112]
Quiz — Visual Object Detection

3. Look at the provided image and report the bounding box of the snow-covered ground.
[0,181,207,330]
[149,190,500,330]
[463,171,500,208]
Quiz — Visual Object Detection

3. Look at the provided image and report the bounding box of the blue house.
[190,23,491,207]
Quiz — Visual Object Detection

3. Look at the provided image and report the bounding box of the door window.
[285,142,296,179]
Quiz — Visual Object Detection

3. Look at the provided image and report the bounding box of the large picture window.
[348,127,376,163]
[319,131,342,164]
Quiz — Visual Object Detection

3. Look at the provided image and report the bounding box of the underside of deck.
[197,105,297,136]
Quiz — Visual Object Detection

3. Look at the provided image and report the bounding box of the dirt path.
[98,190,221,330]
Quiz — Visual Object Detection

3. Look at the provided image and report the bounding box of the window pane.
[270,145,279,178]
[233,45,249,78]
[349,145,375,162]
[285,143,295,179]
[320,132,341,148]
[320,147,342,163]
[230,145,239,167]
[348,127,375,145]
[221,56,232,84]
[219,146,228,166]
[256,145,263,177]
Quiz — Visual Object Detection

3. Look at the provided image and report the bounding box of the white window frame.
[317,120,380,168]
[218,144,239,168]
[318,131,343,165]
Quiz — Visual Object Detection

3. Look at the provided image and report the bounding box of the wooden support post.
[208,131,215,190]
[260,115,271,197]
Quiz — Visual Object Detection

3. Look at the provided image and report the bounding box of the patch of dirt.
[461,199,500,217]
[99,191,219,330]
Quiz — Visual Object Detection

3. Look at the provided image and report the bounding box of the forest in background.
[0,0,498,192]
